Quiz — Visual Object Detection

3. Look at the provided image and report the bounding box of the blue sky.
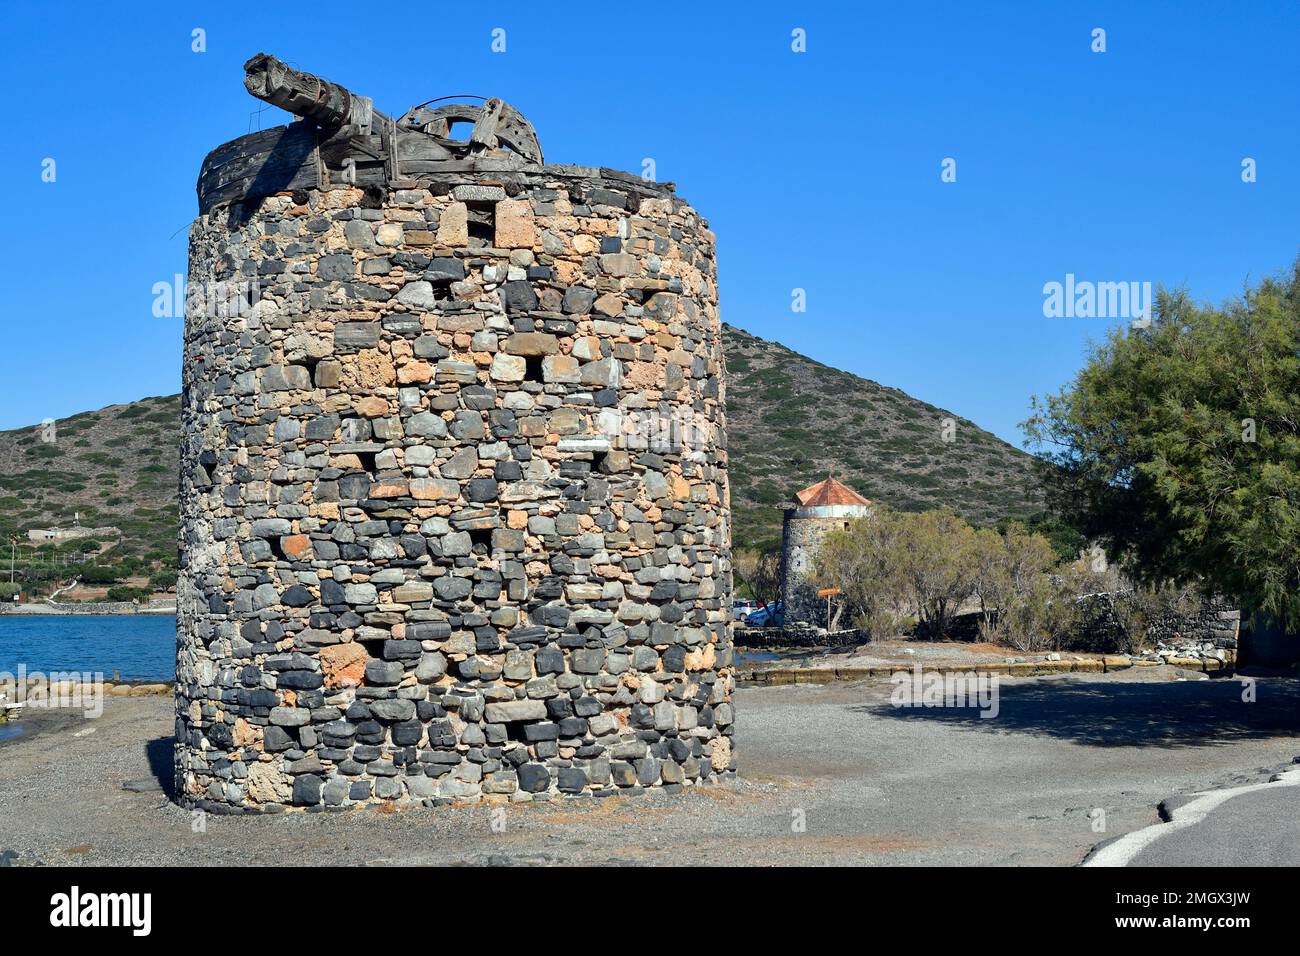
[2,1,1297,445]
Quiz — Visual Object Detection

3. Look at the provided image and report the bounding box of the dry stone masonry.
[176,55,734,812]
[780,478,873,627]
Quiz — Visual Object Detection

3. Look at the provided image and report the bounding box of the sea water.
[0,615,175,682]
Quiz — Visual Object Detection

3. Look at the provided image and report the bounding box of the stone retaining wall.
[1073,593,1239,653]
[735,625,869,649]
[740,653,1236,685]
[0,601,175,616]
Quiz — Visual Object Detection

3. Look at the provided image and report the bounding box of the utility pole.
[9,534,17,585]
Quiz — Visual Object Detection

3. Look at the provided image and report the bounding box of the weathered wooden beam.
[469,98,503,150]
[243,53,381,132]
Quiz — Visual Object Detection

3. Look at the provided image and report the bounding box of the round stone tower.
[780,478,872,626]
[175,55,734,811]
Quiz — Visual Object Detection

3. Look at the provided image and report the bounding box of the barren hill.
[0,394,179,566]
[722,324,1042,549]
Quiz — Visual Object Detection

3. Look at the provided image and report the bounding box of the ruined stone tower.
[780,478,871,626]
[175,55,734,811]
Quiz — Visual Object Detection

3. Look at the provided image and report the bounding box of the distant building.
[26,526,115,545]
[780,477,873,626]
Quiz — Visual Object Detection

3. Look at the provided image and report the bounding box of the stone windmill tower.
[175,56,734,810]
[780,477,872,627]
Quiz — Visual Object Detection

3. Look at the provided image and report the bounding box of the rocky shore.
[0,676,172,700]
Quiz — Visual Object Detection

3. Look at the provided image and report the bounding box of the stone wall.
[735,625,869,649]
[176,154,734,811]
[1072,593,1239,655]
[0,601,173,616]
[1150,600,1239,648]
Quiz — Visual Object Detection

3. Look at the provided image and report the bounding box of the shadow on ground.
[857,677,1300,748]
[146,736,176,799]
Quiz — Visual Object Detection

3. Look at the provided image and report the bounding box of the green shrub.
[79,564,124,585]
[149,570,176,591]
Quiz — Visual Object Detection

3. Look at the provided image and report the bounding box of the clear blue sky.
[2,1,1297,444]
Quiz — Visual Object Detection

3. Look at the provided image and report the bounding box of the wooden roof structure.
[199,53,680,218]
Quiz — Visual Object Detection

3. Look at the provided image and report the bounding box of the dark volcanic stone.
[517,764,551,793]
[557,767,588,793]
[293,774,323,805]
[281,585,315,607]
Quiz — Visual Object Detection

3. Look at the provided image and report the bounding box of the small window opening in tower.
[466,201,496,243]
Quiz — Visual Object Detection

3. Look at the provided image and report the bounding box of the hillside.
[0,326,1043,579]
[0,394,179,578]
[722,324,1042,549]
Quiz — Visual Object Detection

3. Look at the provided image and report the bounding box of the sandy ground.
[1,668,1297,866]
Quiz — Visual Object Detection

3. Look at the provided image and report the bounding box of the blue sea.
[0,615,175,682]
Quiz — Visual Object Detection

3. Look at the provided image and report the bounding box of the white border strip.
[1084,765,1300,866]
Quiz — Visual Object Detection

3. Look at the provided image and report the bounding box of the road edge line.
[1082,765,1300,867]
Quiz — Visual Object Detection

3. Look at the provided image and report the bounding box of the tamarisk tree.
[1023,262,1300,627]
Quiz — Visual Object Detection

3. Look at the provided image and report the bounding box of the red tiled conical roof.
[793,477,872,507]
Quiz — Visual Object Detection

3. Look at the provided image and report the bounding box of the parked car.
[731,599,760,621]
[745,601,785,628]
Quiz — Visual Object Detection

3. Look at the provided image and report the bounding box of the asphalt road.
[1117,775,1300,866]
[1,669,1297,866]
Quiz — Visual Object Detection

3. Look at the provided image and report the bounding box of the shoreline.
[0,604,176,617]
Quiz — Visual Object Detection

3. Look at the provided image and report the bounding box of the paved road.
[1,669,1297,865]
[741,670,1300,865]
[1116,774,1300,866]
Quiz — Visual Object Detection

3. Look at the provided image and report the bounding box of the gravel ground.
[1,668,1297,866]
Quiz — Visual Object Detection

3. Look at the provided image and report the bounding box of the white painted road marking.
[1084,765,1300,866]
